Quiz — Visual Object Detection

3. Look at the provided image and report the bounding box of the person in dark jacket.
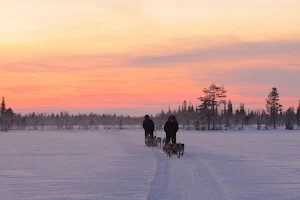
[164,115,179,144]
[143,115,155,141]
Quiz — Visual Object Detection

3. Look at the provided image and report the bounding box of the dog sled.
[144,133,185,158]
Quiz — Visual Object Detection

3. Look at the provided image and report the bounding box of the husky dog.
[174,143,184,158]
[180,143,185,156]
[145,135,151,146]
[166,143,174,157]
[162,143,167,152]
[156,137,162,148]
[145,135,155,147]
[152,136,157,147]
[162,137,166,146]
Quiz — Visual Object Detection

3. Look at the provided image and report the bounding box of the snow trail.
[147,135,227,200]
[1,130,300,200]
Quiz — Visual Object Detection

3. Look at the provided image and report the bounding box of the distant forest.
[1,83,300,131]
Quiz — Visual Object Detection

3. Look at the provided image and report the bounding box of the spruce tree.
[261,109,268,129]
[0,97,12,131]
[182,101,187,112]
[227,100,233,116]
[297,100,300,129]
[1,97,6,115]
[239,103,246,116]
[226,100,233,129]
[188,102,192,112]
[238,103,246,128]
[168,105,171,115]
[256,110,263,130]
[234,108,240,127]
[266,87,282,129]
[161,109,165,119]
[198,96,211,130]
[177,105,181,113]
[285,106,295,130]
[173,109,176,115]
[6,108,15,130]
[221,100,227,115]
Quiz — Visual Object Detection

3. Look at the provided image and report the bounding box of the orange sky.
[1,0,300,115]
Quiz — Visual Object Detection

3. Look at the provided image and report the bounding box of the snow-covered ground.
[1,129,300,200]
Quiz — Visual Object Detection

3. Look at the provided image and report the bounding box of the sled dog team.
[145,135,161,147]
[143,115,185,158]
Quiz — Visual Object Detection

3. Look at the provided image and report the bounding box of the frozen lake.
[1,129,300,200]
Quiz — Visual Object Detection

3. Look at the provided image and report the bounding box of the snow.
[1,129,300,200]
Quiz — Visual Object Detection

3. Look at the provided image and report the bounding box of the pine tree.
[256,109,263,130]
[168,105,172,115]
[1,97,6,131]
[89,112,95,131]
[266,87,282,129]
[188,101,192,112]
[239,103,246,116]
[234,108,240,127]
[198,83,227,130]
[217,100,226,129]
[297,100,300,129]
[0,97,14,131]
[221,100,227,115]
[1,97,6,115]
[285,106,295,130]
[118,115,123,130]
[227,100,233,116]
[238,103,246,129]
[182,101,187,112]
[226,100,233,129]
[197,96,211,130]
[177,105,181,113]
[161,109,165,119]
[261,109,268,129]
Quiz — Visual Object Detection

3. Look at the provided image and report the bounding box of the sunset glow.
[1,0,300,115]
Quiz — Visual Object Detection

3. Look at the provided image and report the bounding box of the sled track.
[146,149,170,200]
[147,148,228,200]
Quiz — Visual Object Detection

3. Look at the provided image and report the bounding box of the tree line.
[153,84,300,131]
[1,84,300,131]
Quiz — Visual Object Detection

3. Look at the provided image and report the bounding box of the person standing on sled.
[143,115,155,144]
[164,115,179,145]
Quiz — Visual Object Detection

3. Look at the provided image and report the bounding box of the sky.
[1,0,300,116]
